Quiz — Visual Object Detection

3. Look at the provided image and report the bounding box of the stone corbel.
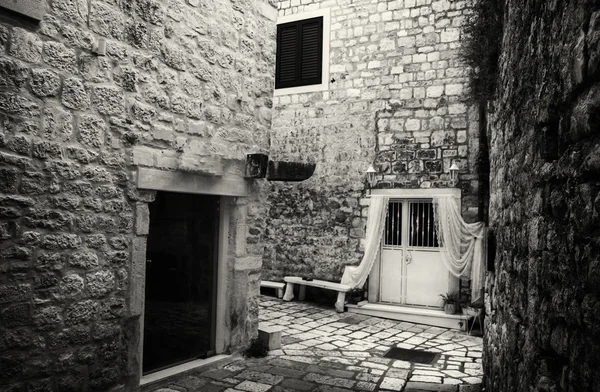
[245,153,316,182]
[0,0,44,22]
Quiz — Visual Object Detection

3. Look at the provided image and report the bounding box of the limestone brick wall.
[263,0,480,281]
[0,0,276,390]
[485,1,600,390]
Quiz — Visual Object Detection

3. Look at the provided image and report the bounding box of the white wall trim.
[274,8,331,96]
[370,188,462,198]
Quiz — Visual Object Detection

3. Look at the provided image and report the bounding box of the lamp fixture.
[366,165,378,189]
[365,165,379,196]
[449,161,459,185]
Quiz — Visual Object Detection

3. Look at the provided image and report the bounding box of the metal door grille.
[384,201,402,247]
[409,201,439,248]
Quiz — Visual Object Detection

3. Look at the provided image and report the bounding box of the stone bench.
[258,323,282,350]
[260,280,286,299]
[282,276,352,313]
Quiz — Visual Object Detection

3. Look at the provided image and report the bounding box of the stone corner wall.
[263,0,482,283]
[0,0,276,390]
[485,1,600,390]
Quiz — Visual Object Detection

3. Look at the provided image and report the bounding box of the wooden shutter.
[276,17,323,89]
[276,24,298,86]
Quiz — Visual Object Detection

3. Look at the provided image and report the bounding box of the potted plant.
[440,292,459,314]
[349,288,365,304]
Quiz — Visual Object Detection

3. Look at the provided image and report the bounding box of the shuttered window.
[276,17,323,89]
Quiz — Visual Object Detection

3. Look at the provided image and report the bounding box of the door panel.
[405,200,445,307]
[143,192,219,374]
[380,248,403,303]
[404,250,448,307]
[380,200,404,303]
[378,199,449,308]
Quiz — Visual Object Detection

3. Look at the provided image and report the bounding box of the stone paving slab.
[143,296,483,392]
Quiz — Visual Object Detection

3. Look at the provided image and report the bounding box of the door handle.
[406,251,413,264]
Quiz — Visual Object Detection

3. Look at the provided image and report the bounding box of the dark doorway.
[142,192,219,374]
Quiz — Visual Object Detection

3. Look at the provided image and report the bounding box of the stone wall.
[263,0,480,281]
[485,0,600,390]
[0,0,276,390]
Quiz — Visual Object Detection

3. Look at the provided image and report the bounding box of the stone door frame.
[130,168,251,383]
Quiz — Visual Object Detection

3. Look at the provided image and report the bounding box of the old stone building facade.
[263,0,482,286]
[0,0,276,390]
[485,0,600,390]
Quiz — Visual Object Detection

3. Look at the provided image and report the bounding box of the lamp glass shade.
[366,165,377,188]
[449,162,459,181]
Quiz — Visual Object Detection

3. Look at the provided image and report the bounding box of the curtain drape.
[341,195,389,289]
[433,195,486,302]
[339,194,485,303]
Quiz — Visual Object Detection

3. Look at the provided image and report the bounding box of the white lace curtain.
[341,195,389,289]
[433,195,486,302]
[341,194,486,303]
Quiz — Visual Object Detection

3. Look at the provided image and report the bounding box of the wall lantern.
[366,165,378,195]
[366,165,378,188]
[449,161,460,185]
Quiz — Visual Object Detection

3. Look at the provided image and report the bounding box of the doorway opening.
[142,191,219,374]
[380,199,449,307]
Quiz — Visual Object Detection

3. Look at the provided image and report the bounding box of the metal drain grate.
[383,347,440,365]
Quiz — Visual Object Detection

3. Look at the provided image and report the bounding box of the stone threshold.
[346,302,466,330]
[140,354,234,388]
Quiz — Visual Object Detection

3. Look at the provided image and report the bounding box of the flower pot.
[444,303,456,314]
[349,292,364,304]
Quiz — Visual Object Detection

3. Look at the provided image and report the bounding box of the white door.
[379,199,449,307]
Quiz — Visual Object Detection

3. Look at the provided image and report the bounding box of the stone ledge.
[266,161,316,182]
[140,354,236,390]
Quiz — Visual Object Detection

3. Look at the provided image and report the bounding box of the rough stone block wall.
[264,0,480,281]
[0,0,275,390]
[485,1,600,390]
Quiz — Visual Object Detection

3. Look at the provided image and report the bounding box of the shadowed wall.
[485,1,600,390]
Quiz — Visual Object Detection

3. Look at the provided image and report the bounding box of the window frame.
[275,16,324,90]
[274,8,330,96]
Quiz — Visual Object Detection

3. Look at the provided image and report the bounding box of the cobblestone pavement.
[143,296,483,392]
